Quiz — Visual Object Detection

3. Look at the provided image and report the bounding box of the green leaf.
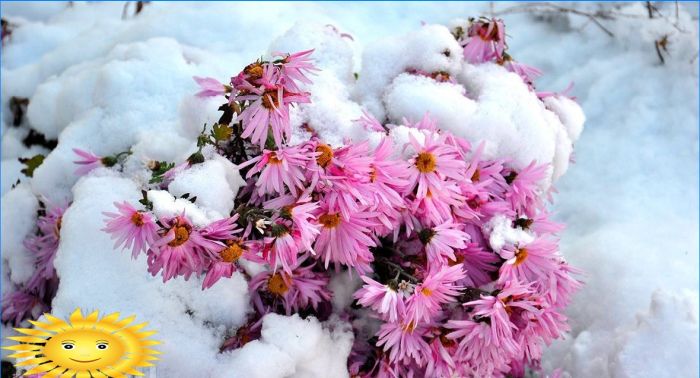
[212,123,233,142]
[18,154,44,177]
[149,161,175,184]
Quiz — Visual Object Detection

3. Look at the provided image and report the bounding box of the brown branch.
[493,3,615,37]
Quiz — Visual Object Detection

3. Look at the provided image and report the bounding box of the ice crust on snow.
[1,2,697,378]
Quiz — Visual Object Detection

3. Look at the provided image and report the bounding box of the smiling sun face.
[3,308,160,377]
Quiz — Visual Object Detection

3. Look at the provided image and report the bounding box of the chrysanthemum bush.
[3,17,583,377]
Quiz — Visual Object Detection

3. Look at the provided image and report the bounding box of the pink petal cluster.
[455,17,545,91]
[2,205,64,326]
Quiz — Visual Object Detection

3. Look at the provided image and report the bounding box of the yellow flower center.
[220,241,244,263]
[471,169,481,182]
[267,273,289,296]
[421,287,433,296]
[514,248,528,266]
[319,213,341,229]
[448,254,465,266]
[54,216,63,238]
[244,62,264,80]
[268,152,282,165]
[130,212,145,227]
[262,89,280,110]
[168,226,190,247]
[369,166,377,183]
[316,144,334,168]
[415,152,437,173]
[402,321,417,332]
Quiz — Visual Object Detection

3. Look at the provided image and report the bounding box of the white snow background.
[1,2,698,377]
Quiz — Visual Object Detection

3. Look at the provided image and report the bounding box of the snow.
[355,24,463,120]
[167,157,243,219]
[1,2,698,378]
[484,214,535,252]
[1,183,38,287]
[51,174,249,377]
[221,314,354,378]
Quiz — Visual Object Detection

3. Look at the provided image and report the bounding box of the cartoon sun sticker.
[3,308,161,377]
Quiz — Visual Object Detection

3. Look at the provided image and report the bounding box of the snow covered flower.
[102,201,158,258]
[461,18,506,64]
[406,265,466,324]
[193,76,229,97]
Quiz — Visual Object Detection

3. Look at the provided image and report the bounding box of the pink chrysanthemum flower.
[354,276,411,323]
[446,319,513,377]
[202,238,261,289]
[1,291,46,327]
[418,221,470,264]
[102,201,158,258]
[236,65,310,147]
[424,328,458,378]
[462,18,506,64]
[410,182,464,227]
[193,76,228,97]
[451,243,499,287]
[264,219,303,274]
[249,257,331,315]
[540,262,583,308]
[498,237,560,284]
[406,264,465,324]
[406,130,466,199]
[316,141,374,221]
[314,202,377,273]
[242,146,310,196]
[24,205,65,285]
[500,54,542,89]
[356,110,387,133]
[147,215,222,282]
[275,49,318,92]
[73,148,113,176]
[504,161,548,216]
[376,317,431,366]
[287,198,322,252]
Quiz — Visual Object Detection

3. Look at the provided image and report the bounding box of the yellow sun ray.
[13,327,54,337]
[4,307,161,378]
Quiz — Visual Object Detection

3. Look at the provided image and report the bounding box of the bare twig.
[654,40,666,64]
[493,3,615,37]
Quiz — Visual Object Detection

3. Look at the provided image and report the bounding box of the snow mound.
[220,314,353,378]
